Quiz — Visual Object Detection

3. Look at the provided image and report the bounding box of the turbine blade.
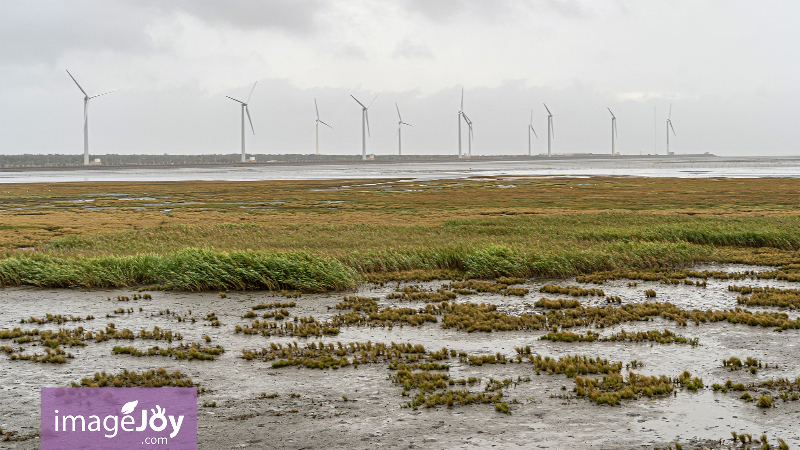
[66,70,88,97]
[669,103,672,119]
[530,109,533,125]
[320,120,333,129]
[530,125,538,138]
[669,120,676,135]
[461,88,464,110]
[396,103,402,121]
[350,95,365,108]
[247,81,257,103]
[402,122,412,127]
[550,118,554,139]
[315,98,320,120]
[607,107,615,118]
[246,105,255,134]
[89,90,114,99]
[367,94,379,108]
[365,110,371,137]
[227,96,245,104]
[543,103,551,115]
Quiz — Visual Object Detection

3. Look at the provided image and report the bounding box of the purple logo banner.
[41,388,197,449]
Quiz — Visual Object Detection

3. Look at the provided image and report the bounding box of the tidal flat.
[1,264,799,449]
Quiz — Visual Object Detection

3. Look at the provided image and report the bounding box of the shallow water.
[2,156,800,183]
[1,263,799,449]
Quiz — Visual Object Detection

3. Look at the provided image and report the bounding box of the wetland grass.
[730,285,800,309]
[71,367,197,388]
[21,314,94,324]
[252,301,296,310]
[539,285,604,297]
[535,298,581,309]
[723,356,762,373]
[112,342,224,360]
[386,286,457,302]
[8,177,800,291]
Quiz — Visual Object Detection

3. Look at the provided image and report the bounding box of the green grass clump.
[575,372,675,405]
[525,354,623,377]
[603,329,699,346]
[9,346,73,363]
[446,280,529,296]
[112,343,224,360]
[723,356,762,373]
[733,286,800,309]
[335,296,378,312]
[535,298,581,309]
[71,367,197,388]
[539,285,604,297]
[440,302,546,332]
[540,330,599,342]
[252,301,296,310]
[386,286,457,302]
[463,353,508,366]
[21,314,92,325]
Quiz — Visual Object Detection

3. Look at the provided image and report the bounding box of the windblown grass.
[0,248,356,291]
[5,177,800,290]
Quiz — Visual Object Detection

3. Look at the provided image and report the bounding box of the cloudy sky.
[1,1,797,157]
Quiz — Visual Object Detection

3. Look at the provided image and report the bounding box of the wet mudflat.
[1,264,799,449]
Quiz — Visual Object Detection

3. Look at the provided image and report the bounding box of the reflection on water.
[0,156,799,183]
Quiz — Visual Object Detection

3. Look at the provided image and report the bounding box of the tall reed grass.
[0,248,356,291]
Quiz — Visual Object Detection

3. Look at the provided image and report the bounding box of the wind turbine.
[528,110,538,156]
[457,89,474,157]
[462,112,474,157]
[544,103,554,156]
[314,99,332,155]
[351,94,378,160]
[226,82,257,163]
[607,107,618,155]
[395,104,412,156]
[66,70,114,166]
[665,103,676,155]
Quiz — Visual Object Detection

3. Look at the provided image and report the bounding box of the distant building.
[89,158,102,165]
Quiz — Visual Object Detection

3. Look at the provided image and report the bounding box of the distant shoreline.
[0,153,729,172]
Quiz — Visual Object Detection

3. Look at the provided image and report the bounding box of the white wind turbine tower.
[527,110,538,156]
[456,89,474,157]
[351,94,378,160]
[544,103,554,156]
[462,113,474,157]
[226,82,257,163]
[66,70,114,166]
[395,104,412,156]
[665,103,676,155]
[607,107,618,155]
[314,99,332,155]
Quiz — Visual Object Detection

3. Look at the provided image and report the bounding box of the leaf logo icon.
[121,400,138,415]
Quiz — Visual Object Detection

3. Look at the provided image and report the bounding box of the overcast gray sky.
[0,0,798,157]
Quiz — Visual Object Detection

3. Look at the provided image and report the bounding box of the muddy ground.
[1,264,799,449]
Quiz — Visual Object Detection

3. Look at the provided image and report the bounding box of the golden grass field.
[1,176,799,249]
[0,176,799,290]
